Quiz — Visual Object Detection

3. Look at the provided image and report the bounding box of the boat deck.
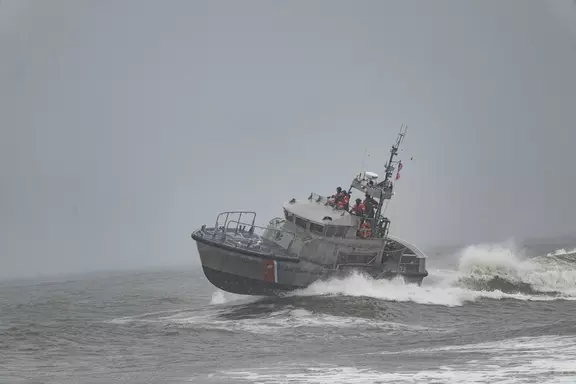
[194,227,299,261]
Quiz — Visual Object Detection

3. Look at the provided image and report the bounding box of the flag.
[395,172,400,181]
[398,161,403,171]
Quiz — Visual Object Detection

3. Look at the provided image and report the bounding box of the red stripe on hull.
[263,259,276,283]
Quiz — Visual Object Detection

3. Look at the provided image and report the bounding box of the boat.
[191,126,428,296]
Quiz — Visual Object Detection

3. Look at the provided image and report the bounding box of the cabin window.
[284,209,294,222]
[325,226,337,237]
[310,223,324,235]
[294,216,308,229]
[338,252,378,265]
[335,226,348,237]
[348,254,365,263]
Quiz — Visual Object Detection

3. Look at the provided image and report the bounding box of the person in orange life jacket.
[350,198,365,216]
[332,187,343,199]
[336,191,350,210]
[344,191,352,210]
[327,187,344,207]
[359,219,372,238]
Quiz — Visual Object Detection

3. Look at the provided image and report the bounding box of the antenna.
[360,147,368,175]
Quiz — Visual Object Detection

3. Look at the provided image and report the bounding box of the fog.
[1,0,576,278]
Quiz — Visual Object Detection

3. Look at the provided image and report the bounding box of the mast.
[374,125,407,238]
[383,125,407,183]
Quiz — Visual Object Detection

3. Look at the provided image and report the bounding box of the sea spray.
[291,242,576,305]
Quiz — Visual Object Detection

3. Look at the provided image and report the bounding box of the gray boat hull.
[193,231,427,296]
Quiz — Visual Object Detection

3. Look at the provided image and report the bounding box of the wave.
[219,335,576,383]
[107,306,431,335]
[547,247,576,257]
[288,241,576,306]
[454,242,576,296]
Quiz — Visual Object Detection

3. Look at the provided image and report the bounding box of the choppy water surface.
[1,243,576,383]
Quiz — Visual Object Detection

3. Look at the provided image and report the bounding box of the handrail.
[336,263,380,270]
[225,220,297,251]
[226,219,294,237]
[215,211,256,232]
[308,192,329,204]
[268,217,285,227]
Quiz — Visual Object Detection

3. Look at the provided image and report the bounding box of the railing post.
[396,251,403,271]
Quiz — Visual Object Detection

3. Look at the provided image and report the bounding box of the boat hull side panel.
[202,265,297,296]
[196,242,324,294]
[194,240,427,296]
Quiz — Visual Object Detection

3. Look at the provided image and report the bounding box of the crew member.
[336,191,350,210]
[350,198,365,216]
[363,194,377,218]
[327,187,344,207]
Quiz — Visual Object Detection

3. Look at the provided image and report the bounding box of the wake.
[287,242,576,307]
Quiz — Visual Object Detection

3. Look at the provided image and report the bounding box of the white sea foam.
[209,290,228,305]
[107,242,576,332]
[289,241,576,306]
[106,304,433,334]
[208,288,263,306]
[220,335,576,383]
[455,242,576,295]
[547,247,576,257]
[222,364,575,384]
[152,307,432,335]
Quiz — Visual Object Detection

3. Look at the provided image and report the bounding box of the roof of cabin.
[283,199,357,226]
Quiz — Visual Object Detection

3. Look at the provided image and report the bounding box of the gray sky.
[1,0,576,278]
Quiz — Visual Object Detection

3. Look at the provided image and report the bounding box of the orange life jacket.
[337,194,350,209]
[328,191,343,205]
[351,202,365,215]
[359,221,372,238]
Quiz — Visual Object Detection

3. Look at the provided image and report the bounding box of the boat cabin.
[281,170,396,240]
[278,126,406,243]
[282,194,357,238]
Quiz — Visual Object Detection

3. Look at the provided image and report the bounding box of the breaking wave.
[454,243,576,296]
[290,241,576,306]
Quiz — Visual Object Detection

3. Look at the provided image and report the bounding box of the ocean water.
[1,242,576,383]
